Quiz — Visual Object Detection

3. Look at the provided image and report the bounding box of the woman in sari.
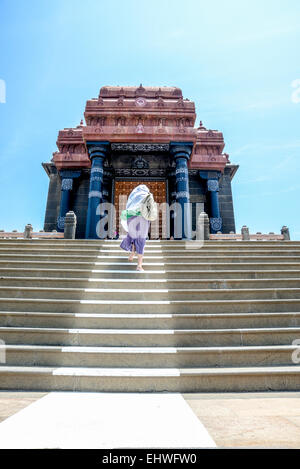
[120,184,152,272]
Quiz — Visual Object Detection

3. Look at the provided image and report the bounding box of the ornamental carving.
[176,191,189,199]
[210,217,222,232]
[132,156,149,169]
[61,178,73,191]
[207,179,219,192]
[114,168,165,177]
[57,216,65,230]
[135,84,146,96]
[111,143,169,152]
[135,97,147,107]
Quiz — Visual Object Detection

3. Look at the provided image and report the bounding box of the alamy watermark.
[291,339,300,364]
[95,199,206,249]
[0,339,6,364]
[291,79,300,104]
[0,79,6,103]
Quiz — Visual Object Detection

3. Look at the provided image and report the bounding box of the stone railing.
[0,211,77,240]
[196,213,291,241]
[209,225,290,241]
[0,228,64,239]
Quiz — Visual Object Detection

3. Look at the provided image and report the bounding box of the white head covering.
[121,184,149,232]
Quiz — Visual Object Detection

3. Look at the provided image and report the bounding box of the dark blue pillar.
[57,170,81,232]
[170,142,193,239]
[85,142,110,239]
[199,171,222,233]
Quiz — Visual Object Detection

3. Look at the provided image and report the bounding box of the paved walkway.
[0,392,216,448]
[0,391,299,448]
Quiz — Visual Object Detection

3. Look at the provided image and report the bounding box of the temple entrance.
[114,180,167,238]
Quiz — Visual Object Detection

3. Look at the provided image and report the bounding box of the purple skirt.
[120,216,150,255]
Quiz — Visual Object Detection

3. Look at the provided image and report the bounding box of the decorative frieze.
[114,168,166,177]
[111,143,169,152]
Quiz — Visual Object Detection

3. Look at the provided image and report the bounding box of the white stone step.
[1,311,300,329]
[1,260,300,270]
[1,268,300,279]
[1,275,300,289]
[1,239,299,246]
[1,343,298,368]
[0,325,299,347]
[1,253,300,262]
[0,365,299,392]
[0,285,299,301]
[1,247,300,255]
[1,297,300,313]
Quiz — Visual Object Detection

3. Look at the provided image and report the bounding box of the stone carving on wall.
[135,97,147,107]
[132,156,149,169]
[61,178,73,191]
[210,217,222,232]
[111,143,169,152]
[207,179,219,192]
[114,168,165,177]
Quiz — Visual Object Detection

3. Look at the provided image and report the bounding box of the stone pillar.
[170,142,193,239]
[64,211,77,239]
[207,179,222,233]
[281,226,290,240]
[197,212,210,240]
[241,225,250,240]
[85,142,110,239]
[199,171,222,234]
[57,170,81,232]
[24,224,33,239]
[167,168,177,239]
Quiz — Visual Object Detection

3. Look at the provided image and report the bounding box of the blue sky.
[0,0,299,237]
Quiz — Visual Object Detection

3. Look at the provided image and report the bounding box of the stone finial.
[197,212,210,240]
[241,225,250,241]
[24,224,33,239]
[198,120,206,130]
[281,226,290,241]
[64,211,77,239]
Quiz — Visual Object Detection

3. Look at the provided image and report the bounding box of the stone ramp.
[0,239,300,392]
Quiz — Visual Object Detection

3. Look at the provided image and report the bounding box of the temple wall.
[219,166,236,233]
[43,167,61,232]
[71,173,90,239]
[188,173,206,234]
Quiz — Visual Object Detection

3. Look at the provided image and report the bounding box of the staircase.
[0,238,300,392]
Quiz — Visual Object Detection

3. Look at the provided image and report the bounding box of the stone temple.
[42,85,238,239]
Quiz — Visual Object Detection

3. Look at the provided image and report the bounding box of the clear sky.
[0,0,299,237]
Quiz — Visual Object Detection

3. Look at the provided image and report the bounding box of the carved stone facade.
[43,85,238,238]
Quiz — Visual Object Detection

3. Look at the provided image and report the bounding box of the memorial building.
[42,85,238,239]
